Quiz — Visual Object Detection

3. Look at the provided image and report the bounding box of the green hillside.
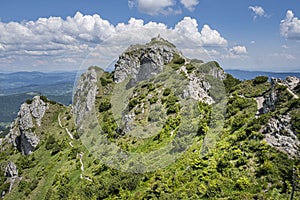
[1,38,300,199]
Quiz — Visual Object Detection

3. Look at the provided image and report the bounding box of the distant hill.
[0,71,76,126]
[225,69,300,80]
[0,71,77,95]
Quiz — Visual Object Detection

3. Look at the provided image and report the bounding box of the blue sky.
[0,0,300,72]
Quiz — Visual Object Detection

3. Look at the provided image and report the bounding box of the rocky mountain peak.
[113,37,180,84]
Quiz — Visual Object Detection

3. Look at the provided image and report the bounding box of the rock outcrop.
[30,96,48,126]
[256,76,300,157]
[6,96,48,155]
[73,67,98,128]
[285,76,300,91]
[2,161,21,196]
[182,67,214,104]
[260,114,299,157]
[180,62,226,104]
[114,36,180,84]
[261,77,299,114]
[261,78,280,114]
[207,64,226,81]
[4,161,18,178]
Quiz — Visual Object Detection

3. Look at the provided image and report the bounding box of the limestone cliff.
[114,36,180,84]
[262,77,299,114]
[72,67,99,129]
[261,114,300,157]
[258,76,300,157]
[6,96,48,155]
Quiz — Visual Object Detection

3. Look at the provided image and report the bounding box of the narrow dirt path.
[287,88,299,99]
[77,152,84,172]
[58,112,91,182]
[58,113,63,128]
[69,141,74,147]
[277,82,299,99]
[58,112,74,140]
[65,128,74,140]
[77,152,92,182]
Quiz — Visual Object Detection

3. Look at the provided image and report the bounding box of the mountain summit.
[1,38,300,199]
[114,36,180,84]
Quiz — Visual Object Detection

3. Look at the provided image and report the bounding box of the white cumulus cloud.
[249,6,266,19]
[174,17,227,47]
[199,24,228,46]
[180,0,199,11]
[0,12,228,71]
[230,45,248,55]
[280,10,300,40]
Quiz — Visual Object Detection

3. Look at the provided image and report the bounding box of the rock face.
[73,67,98,128]
[207,64,227,81]
[261,77,299,114]
[30,96,48,126]
[180,63,226,104]
[114,36,227,105]
[6,96,48,155]
[3,161,20,196]
[114,36,179,84]
[285,76,300,91]
[257,77,300,157]
[261,114,300,157]
[182,67,214,104]
[261,78,279,114]
[4,161,18,177]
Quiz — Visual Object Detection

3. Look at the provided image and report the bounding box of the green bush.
[26,99,33,104]
[165,116,181,130]
[163,88,172,96]
[100,77,108,86]
[128,98,139,110]
[235,177,251,190]
[147,83,155,91]
[191,59,203,63]
[149,96,158,104]
[186,64,195,73]
[40,95,48,102]
[40,95,57,104]
[291,110,300,135]
[166,104,180,115]
[165,95,178,106]
[18,178,38,195]
[257,161,274,176]
[45,135,56,150]
[168,54,185,70]
[223,74,241,93]
[51,144,61,155]
[45,135,61,155]
[253,76,268,85]
[99,100,112,112]
[173,57,185,65]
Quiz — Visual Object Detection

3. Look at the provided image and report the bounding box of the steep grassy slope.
[1,66,299,200]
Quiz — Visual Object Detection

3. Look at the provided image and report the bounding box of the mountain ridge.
[1,37,300,199]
